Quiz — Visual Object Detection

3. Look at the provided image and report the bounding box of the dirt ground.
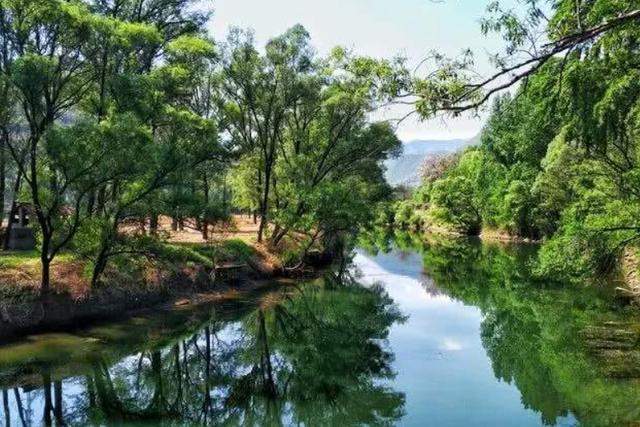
[157,214,259,244]
[143,214,284,279]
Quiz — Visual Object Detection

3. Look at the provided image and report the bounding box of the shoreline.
[0,256,321,341]
[0,215,338,341]
[394,223,541,244]
[478,228,540,244]
[0,217,334,341]
[0,275,280,343]
[389,224,640,304]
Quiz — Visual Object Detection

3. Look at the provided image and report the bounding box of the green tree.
[1,0,118,294]
[219,25,315,243]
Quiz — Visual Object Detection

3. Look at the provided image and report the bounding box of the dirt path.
[160,214,259,244]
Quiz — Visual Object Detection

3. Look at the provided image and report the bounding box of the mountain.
[385,136,479,187]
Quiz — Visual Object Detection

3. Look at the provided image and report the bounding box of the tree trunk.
[270,226,289,248]
[91,249,109,289]
[203,326,212,418]
[92,360,125,417]
[171,217,178,231]
[86,377,96,409]
[43,371,52,427]
[202,172,209,241]
[173,345,182,411]
[86,191,95,217]
[257,147,276,243]
[257,213,267,243]
[257,174,270,243]
[256,169,263,238]
[53,381,63,425]
[258,310,276,397]
[0,131,6,229]
[13,388,26,427]
[149,214,158,236]
[222,177,228,212]
[41,259,51,296]
[2,389,9,427]
[96,186,106,215]
[149,351,166,414]
[269,224,285,249]
[40,236,51,296]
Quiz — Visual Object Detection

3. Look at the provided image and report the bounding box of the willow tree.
[0,0,118,294]
[221,27,408,248]
[79,35,221,287]
[219,25,315,243]
[269,48,405,253]
[406,0,640,279]
[0,0,217,294]
[409,0,640,116]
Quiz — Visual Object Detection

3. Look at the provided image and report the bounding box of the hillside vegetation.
[390,50,640,285]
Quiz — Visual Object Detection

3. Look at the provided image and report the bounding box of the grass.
[0,240,257,277]
[154,243,214,269]
[0,250,76,269]
[169,239,257,266]
[0,250,82,300]
[213,239,256,262]
[0,250,40,268]
[0,238,263,301]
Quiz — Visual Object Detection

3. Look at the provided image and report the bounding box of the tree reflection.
[218,275,406,425]
[0,272,405,426]
[375,231,640,427]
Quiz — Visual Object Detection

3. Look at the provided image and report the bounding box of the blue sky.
[206,0,517,141]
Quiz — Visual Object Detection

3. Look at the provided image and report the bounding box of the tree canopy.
[0,0,404,293]
[394,0,640,282]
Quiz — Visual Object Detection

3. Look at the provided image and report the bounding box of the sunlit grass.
[0,250,40,268]
[0,250,76,269]
[172,239,257,264]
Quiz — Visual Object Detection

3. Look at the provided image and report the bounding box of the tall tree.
[0,0,110,294]
[219,25,315,242]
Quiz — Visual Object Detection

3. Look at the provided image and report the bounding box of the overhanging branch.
[433,9,640,115]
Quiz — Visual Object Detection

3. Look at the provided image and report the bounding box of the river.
[0,233,639,426]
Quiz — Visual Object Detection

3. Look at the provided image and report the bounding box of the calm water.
[1,234,640,426]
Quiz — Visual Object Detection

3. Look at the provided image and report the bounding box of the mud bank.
[0,249,332,341]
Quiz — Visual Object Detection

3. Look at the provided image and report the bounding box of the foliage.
[0,0,405,292]
[376,232,640,427]
[219,26,402,250]
[395,5,640,280]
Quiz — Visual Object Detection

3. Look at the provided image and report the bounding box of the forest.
[0,0,639,298]
[389,0,640,288]
[0,0,408,298]
[2,1,640,426]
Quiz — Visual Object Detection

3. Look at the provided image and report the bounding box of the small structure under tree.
[6,202,35,250]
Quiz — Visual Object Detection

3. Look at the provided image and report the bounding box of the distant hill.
[385,135,479,187]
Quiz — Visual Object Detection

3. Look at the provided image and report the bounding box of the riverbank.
[388,220,539,245]
[0,245,273,340]
[3,234,639,426]
[378,222,640,303]
[0,216,326,340]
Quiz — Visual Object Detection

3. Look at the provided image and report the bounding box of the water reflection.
[0,276,405,426]
[3,232,640,426]
[360,230,640,426]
